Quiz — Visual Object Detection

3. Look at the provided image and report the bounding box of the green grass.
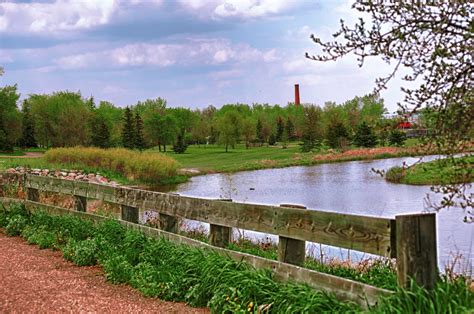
[386,155,473,185]
[156,143,417,174]
[1,203,472,313]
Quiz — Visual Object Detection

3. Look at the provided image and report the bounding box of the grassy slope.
[159,142,418,174]
[386,155,473,185]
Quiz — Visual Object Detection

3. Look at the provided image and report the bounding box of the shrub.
[386,166,405,183]
[353,122,378,148]
[5,214,28,236]
[388,129,407,147]
[44,147,180,182]
[103,254,133,284]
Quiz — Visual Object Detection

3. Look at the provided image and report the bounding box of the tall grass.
[1,205,472,313]
[44,147,180,183]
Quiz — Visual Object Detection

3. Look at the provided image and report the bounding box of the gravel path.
[0,231,208,313]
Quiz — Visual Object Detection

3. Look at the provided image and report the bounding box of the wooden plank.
[27,187,40,202]
[121,205,138,223]
[24,175,394,256]
[73,195,87,212]
[209,199,232,248]
[159,213,178,233]
[1,198,392,308]
[278,204,306,266]
[396,213,438,289]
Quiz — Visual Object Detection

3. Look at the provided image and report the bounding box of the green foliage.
[326,121,349,149]
[301,105,324,152]
[5,214,28,236]
[0,84,21,152]
[19,100,37,148]
[122,107,135,149]
[217,111,242,152]
[353,121,378,148]
[173,133,188,154]
[388,129,407,147]
[103,253,133,284]
[67,239,99,266]
[90,115,110,148]
[134,112,145,150]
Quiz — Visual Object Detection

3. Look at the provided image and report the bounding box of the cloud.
[0,0,117,34]
[55,38,278,69]
[178,0,302,20]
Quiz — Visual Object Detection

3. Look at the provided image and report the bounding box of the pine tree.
[286,117,295,141]
[122,107,135,149]
[276,116,285,141]
[326,122,349,149]
[256,119,264,144]
[91,117,110,148]
[134,112,145,150]
[353,121,378,148]
[19,100,37,148]
[173,133,188,153]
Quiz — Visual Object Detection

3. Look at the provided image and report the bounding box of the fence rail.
[0,172,439,306]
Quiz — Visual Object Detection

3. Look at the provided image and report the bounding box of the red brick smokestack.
[294,84,300,106]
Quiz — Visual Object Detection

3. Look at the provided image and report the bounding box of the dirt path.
[0,152,44,159]
[0,231,208,313]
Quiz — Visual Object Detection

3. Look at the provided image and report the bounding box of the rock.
[76,175,84,180]
[6,168,16,174]
[68,172,76,178]
[60,172,68,177]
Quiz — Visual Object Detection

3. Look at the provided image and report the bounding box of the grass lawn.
[386,155,473,185]
[156,142,420,174]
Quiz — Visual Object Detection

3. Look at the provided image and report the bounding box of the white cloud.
[0,0,117,34]
[178,0,301,19]
[54,38,278,69]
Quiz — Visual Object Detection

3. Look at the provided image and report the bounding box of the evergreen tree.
[256,119,264,144]
[353,121,378,148]
[276,116,285,141]
[301,105,324,152]
[134,112,145,150]
[286,117,296,141]
[91,117,110,148]
[326,122,349,149]
[388,129,407,147]
[173,133,188,154]
[19,100,37,148]
[122,107,135,149]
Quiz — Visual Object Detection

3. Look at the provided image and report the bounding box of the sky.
[0,0,405,112]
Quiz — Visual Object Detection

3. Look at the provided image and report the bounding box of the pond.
[167,156,473,274]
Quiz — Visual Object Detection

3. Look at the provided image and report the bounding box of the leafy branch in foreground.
[307,1,473,214]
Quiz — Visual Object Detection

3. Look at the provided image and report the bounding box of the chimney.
[294,84,300,106]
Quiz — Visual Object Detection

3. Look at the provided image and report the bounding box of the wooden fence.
[0,173,438,307]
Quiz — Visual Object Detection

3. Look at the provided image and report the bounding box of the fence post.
[396,213,438,289]
[121,205,139,223]
[26,187,40,202]
[73,195,87,212]
[159,213,178,233]
[278,204,307,266]
[209,199,232,247]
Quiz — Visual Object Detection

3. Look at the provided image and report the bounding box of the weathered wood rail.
[0,173,439,307]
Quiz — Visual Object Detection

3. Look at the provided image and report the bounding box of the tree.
[0,84,21,152]
[388,129,407,147]
[326,121,349,149]
[19,100,37,148]
[173,133,188,154]
[91,116,110,148]
[286,117,296,141]
[122,107,135,149]
[256,119,264,144]
[134,112,145,150]
[217,111,242,152]
[307,2,473,214]
[276,116,285,141]
[353,122,378,148]
[242,118,256,149]
[301,105,324,152]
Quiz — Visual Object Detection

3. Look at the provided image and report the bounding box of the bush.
[388,129,407,146]
[354,122,378,148]
[44,147,180,182]
[5,214,28,236]
[386,166,405,183]
[103,254,133,284]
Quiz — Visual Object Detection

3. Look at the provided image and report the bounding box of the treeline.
[1,84,416,153]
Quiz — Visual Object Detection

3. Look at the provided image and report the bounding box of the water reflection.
[170,156,473,274]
